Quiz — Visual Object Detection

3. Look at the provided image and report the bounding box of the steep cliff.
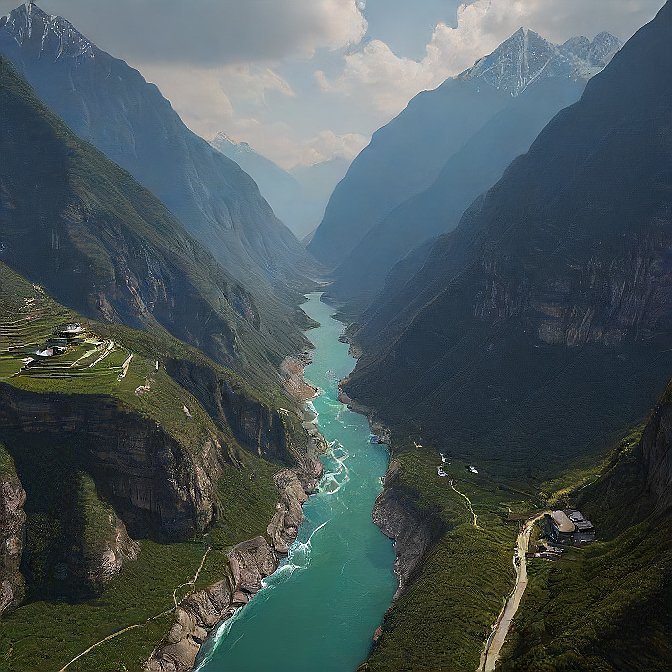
[0,385,221,542]
[371,461,445,597]
[0,444,25,616]
[345,1,672,482]
[146,460,323,672]
[165,359,293,465]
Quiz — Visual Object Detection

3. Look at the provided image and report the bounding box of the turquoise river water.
[197,292,397,672]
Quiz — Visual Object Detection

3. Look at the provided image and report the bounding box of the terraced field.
[0,274,134,386]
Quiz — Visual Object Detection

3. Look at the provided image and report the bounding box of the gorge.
[196,293,397,672]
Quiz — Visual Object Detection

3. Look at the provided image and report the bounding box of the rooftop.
[551,510,576,533]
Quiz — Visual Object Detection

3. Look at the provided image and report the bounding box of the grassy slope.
[0,263,303,670]
[498,426,672,672]
[362,447,539,672]
[0,56,307,393]
[0,449,280,672]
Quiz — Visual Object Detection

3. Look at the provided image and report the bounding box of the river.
[196,292,397,672]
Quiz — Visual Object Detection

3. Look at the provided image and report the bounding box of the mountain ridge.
[0,2,315,353]
[308,26,621,271]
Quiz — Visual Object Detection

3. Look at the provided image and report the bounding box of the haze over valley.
[0,2,670,672]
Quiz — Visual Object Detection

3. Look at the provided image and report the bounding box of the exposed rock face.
[372,461,444,597]
[146,459,321,672]
[0,384,220,541]
[91,518,140,590]
[166,359,292,464]
[636,387,672,515]
[266,470,310,554]
[0,462,26,616]
[146,536,277,672]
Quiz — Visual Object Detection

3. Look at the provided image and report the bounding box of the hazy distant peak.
[211,132,258,156]
[459,27,622,96]
[0,2,96,61]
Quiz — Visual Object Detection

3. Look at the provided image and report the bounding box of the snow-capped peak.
[459,27,622,96]
[0,2,96,61]
[212,131,236,147]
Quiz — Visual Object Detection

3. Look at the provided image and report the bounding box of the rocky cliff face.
[634,386,672,515]
[345,2,672,481]
[0,452,26,616]
[146,458,323,672]
[166,359,292,464]
[0,384,220,542]
[372,461,444,598]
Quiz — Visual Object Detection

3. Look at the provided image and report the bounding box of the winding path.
[449,480,482,530]
[478,512,547,672]
[57,546,211,672]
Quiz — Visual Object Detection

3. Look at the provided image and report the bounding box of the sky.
[0,0,665,168]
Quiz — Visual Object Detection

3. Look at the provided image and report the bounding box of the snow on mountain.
[0,2,95,61]
[460,28,622,96]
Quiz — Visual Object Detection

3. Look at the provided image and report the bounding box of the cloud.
[318,0,664,118]
[223,119,367,169]
[0,0,368,66]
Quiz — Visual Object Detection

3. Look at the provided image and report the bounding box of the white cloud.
[220,120,367,170]
[0,0,368,65]
[318,0,664,118]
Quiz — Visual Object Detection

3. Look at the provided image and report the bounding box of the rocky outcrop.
[146,456,322,672]
[635,386,672,515]
[88,517,140,592]
[266,470,310,554]
[372,461,445,598]
[146,537,277,672]
[166,358,293,464]
[0,384,221,541]
[0,457,26,616]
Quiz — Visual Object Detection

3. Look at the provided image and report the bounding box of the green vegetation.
[362,446,538,672]
[0,448,285,672]
[500,519,672,672]
[496,416,671,672]
[0,262,308,670]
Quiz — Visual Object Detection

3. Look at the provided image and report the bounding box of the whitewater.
[196,292,397,672]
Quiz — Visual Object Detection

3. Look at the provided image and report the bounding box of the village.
[0,291,133,384]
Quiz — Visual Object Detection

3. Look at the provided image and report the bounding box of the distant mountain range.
[310,28,621,310]
[345,2,672,481]
[0,2,315,354]
[0,55,306,386]
[210,133,349,240]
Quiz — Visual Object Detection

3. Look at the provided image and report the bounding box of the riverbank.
[194,292,397,672]
[146,355,326,671]
[146,434,324,671]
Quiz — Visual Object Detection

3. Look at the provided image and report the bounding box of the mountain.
[344,0,672,482]
[308,28,621,275]
[210,133,306,239]
[0,55,306,387]
[211,132,350,240]
[0,3,314,328]
[290,156,350,238]
[326,31,622,311]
